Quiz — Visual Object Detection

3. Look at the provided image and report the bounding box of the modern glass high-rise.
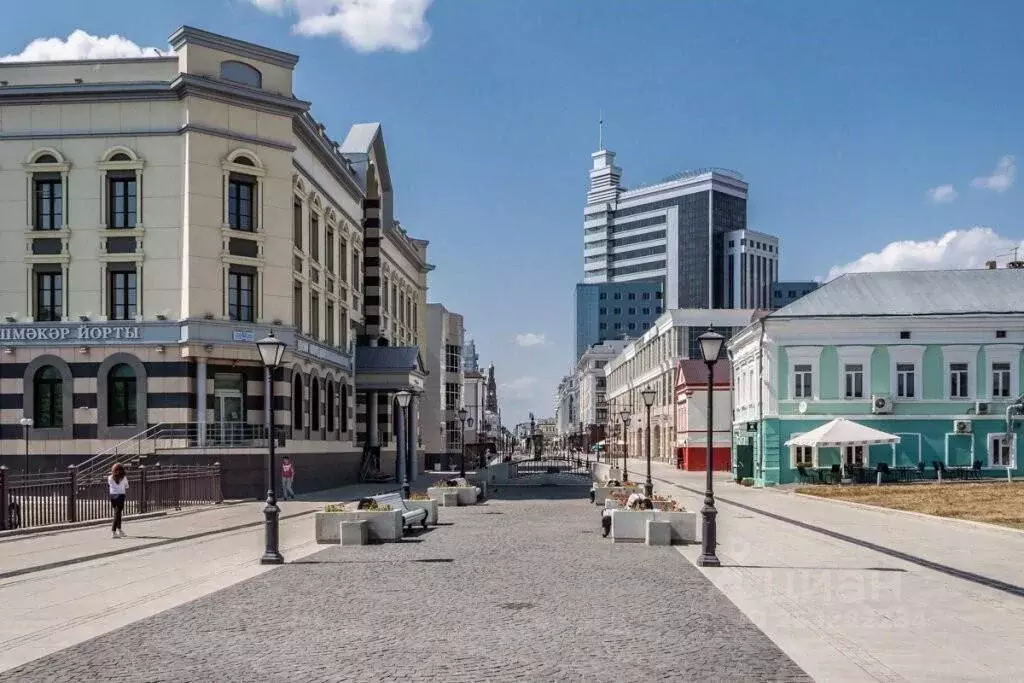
[574,146,779,357]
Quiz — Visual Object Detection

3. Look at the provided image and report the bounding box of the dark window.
[326,302,335,346]
[655,291,662,299]
[293,283,304,332]
[352,251,361,291]
[599,293,606,300]
[628,323,636,330]
[310,292,320,338]
[613,308,620,315]
[107,175,137,228]
[34,176,63,230]
[899,331,911,340]
[228,270,255,322]
[228,176,255,231]
[628,293,635,300]
[35,271,62,321]
[642,292,650,300]
[996,330,1007,339]
[220,60,263,88]
[642,308,650,314]
[628,308,635,315]
[613,293,621,300]
[107,363,137,426]
[33,365,63,428]
[309,214,319,260]
[656,307,662,313]
[108,269,137,321]
[340,384,349,432]
[292,375,304,430]
[614,323,621,330]
[599,323,607,330]
[310,377,320,431]
[326,226,334,273]
[293,200,302,249]
[326,382,335,432]
[599,307,606,315]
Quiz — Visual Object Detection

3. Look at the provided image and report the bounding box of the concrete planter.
[609,510,697,544]
[315,509,403,543]
[592,485,641,505]
[427,486,480,506]
[405,499,439,525]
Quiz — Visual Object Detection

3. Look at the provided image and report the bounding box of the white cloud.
[500,376,538,399]
[926,184,958,204]
[971,155,1016,192]
[250,0,433,53]
[0,29,168,63]
[826,227,1024,281]
[514,332,546,347]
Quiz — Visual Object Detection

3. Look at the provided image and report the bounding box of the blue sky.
[2,0,1022,426]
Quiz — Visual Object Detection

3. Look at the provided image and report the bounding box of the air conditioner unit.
[871,394,893,414]
[974,401,990,415]
[954,419,972,435]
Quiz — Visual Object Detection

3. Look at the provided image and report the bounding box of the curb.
[0,511,170,542]
[0,507,318,581]
[792,491,1024,536]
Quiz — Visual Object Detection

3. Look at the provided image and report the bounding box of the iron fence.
[0,463,222,532]
[509,454,592,479]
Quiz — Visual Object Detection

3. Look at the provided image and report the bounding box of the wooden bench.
[371,492,428,531]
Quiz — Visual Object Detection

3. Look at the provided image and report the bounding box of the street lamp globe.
[698,327,726,364]
[395,390,411,409]
[619,409,631,426]
[641,386,657,407]
[457,407,468,422]
[256,332,287,368]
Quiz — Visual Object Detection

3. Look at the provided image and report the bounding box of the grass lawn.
[796,481,1024,530]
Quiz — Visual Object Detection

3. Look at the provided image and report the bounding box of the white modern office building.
[723,229,779,310]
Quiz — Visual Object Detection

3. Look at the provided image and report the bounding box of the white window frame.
[988,433,1016,468]
[787,347,821,401]
[942,346,979,401]
[837,346,872,401]
[844,445,865,467]
[985,345,1022,400]
[889,345,924,401]
[789,433,815,468]
[793,364,813,399]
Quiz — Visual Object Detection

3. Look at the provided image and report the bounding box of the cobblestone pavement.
[1,488,808,683]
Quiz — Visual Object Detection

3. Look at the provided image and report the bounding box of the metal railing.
[76,422,278,480]
[0,463,222,532]
[509,454,592,479]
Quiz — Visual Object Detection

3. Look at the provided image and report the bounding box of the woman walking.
[108,463,128,538]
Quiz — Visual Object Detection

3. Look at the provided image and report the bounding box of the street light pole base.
[260,551,285,565]
[696,554,721,567]
[643,482,653,498]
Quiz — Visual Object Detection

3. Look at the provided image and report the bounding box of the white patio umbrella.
[784,418,900,468]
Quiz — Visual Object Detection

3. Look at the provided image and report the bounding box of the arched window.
[292,374,304,430]
[107,364,138,426]
[326,380,335,432]
[220,60,263,89]
[34,366,63,428]
[35,154,58,164]
[32,154,63,230]
[233,155,256,167]
[109,152,131,162]
[310,377,321,432]
[340,384,349,433]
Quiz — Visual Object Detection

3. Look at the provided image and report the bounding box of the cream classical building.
[422,303,464,468]
[0,26,428,494]
[605,308,758,465]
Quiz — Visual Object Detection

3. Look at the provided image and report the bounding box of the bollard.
[876,471,882,487]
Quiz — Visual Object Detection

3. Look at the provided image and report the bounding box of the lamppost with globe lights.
[619,408,631,482]
[395,391,412,499]
[255,332,286,565]
[696,327,726,568]
[457,407,468,477]
[640,386,657,498]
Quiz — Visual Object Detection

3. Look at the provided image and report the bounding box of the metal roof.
[354,346,424,373]
[772,269,1024,317]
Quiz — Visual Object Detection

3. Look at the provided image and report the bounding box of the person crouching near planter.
[108,463,129,538]
[601,492,650,537]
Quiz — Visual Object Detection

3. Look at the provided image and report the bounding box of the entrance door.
[213,373,245,445]
[735,442,754,480]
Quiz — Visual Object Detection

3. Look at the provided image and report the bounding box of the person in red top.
[281,456,296,500]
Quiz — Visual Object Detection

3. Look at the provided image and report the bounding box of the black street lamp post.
[697,327,726,568]
[256,332,287,565]
[641,387,657,498]
[396,391,412,499]
[19,417,32,474]
[619,409,631,482]
[458,407,468,478]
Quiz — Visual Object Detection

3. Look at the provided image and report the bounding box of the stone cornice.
[168,26,299,69]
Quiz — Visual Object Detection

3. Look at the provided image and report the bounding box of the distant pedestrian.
[108,463,128,538]
[281,456,295,500]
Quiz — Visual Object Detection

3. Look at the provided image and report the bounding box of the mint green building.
[728,268,1024,486]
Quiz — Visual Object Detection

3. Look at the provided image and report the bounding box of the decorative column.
[197,359,208,446]
[409,394,419,482]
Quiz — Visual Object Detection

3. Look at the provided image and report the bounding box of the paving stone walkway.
[1,488,808,682]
